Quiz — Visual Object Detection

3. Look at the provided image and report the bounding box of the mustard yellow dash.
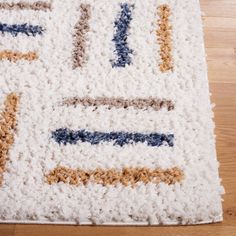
[0,50,38,62]
[0,93,20,186]
[46,166,184,187]
[157,4,173,72]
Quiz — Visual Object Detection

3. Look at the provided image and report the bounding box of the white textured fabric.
[0,0,223,225]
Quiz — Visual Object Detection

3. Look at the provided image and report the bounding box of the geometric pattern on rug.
[0,0,223,225]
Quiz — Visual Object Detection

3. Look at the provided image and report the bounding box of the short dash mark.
[72,4,91,69]
[157,4,173,72]
[111,3,134,68]
[46,166,184,186]
[0,23,44,36]
[0,1,51,11]
[52,128,174,147]
[0,93,20,186]
[0,50,38,62]
[61,97,175,111]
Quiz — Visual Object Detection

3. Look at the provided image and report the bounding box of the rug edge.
[0,215,223,225]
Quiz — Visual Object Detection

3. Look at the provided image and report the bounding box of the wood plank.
[206,48,236,61]
[210,83,236,122]
[200,0,236,17]
[204,31,236,48]
[203,17,236,31]
[215,125,236,147]
[0,224,15,236]
[206,48,236,83]
[210,83,236,228]
[208,69,236,84]
[14,225,236,236]
[208,65,236,84]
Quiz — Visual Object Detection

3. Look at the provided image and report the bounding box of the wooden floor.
[1,0,236,235]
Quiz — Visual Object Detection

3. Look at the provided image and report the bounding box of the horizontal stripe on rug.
[46,166,184,186]
[51,128,174,147]
[0,1,51,11]
[61,97,174,111]
[0,23,44,36]
[0,93,20,186]
[0,50,38,62]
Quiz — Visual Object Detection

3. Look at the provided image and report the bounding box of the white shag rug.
[0,0,224,225]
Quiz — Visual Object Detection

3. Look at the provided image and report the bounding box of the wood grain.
[0,225,14,236]
[12,225,236,236]
[1,0,236,235]
[201,0,236,17]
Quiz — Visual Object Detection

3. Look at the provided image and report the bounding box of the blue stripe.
[111,3,134,68]
[52,128,174,147]
[0,23,44,36]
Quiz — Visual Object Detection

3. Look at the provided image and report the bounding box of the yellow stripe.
[46,166,184,186]
[157,4,173,72]
[0,93,20,186]
[0,50,38,62]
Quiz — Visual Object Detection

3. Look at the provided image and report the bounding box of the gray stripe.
[61,97,175,111]
[72,4,91,69]
[0,1,51,11]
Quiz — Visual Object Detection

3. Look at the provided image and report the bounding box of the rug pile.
[0,0,223,225]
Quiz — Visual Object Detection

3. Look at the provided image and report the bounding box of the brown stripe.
[72,4,91,69]
[0,1,51,11]
[0,50,38,62]
[0,93,20,186]
[46,166,184,187]
[61,97,175,111]
[157,4,173,72]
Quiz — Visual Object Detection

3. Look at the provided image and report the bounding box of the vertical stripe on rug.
[111,3,134,68]
[72,4,91,69]
[157,4,173,72]
[0,93,20,186]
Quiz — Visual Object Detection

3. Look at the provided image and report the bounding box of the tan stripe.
[46,166,184,186]
[61,97,175,111]
[0,93,20,186]
[73,4,91,69]
[157,4,173,72]
[0,1,51,11]
[0,50,38,62]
